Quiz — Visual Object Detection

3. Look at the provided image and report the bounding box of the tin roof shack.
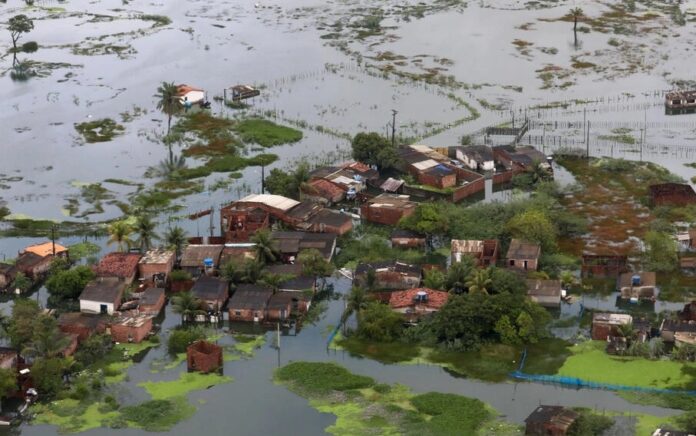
[526,279,561,308]
[228,284,273,322]
[220,203,270,242]
[660,320,696,346]
[453,145,495,172]
[591,313,633,341]
[360,194,417,226]
[390,229,426,249]
[649,183,696,207]
[301,178,345,205]
[379,177,405,193]
[265,264,315,293]
[0,263,16,291]
[524,405,579,436]
[506,239,540,271]
[581,254,628,278]
[95,253,141,285]
[58,312,106,341]
[80,277,127,315]
[451,239,499,267]
[228,84,260,102]
[618,272,656,301]
[494,145,550,172]
[307,208,353,235]
[388,288,449,323]
[267,291,295,321]
[354,261,422,290]
[138,250,174,284]
[271,231,337,262]
[138,287,166,315]
[110,313,153,343]
[191,276,229,320]
[180,245,224,277]
[187,340,223,373]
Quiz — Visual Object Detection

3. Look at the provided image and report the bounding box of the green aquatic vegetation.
[231,334,266,356]
[74,118,125,143]
[139,372,233,400]
[598,127,636,144]
[120,397,195,432]
[234,118,303,147]
[32,399,120,433]
[276,362,375,395]
[139,14,172,27]
[618,391,696,410]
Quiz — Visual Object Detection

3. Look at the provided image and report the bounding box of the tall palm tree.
[251,229,279,265]
[446,260,474,294]
[342,286,369,324]
[135,215,159,252]
[466,269,492,295]
[172,292,204,324]
[165,226,188,262]
[570,7,584,48]
[107,221,134,252]
[155,82,182,136]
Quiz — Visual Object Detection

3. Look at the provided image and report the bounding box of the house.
[581,254,627,278]
[0,263,17,291]
[15,240,69,279]
[110,313,153,343]
[524,405,579,436]
[266,291,295,321]
[451,239,499,267]
[220,203,271,242]
[176,84,206,105]
[138,249,174,284]
[652,428,696,436]
[138,287,166,315]
[354,261,422,290]
[187,340,223,373]
[309,163,372,197]
[494,145,549,172]
[360,194,417,226]
[666,90,696,110]
[79,277,127,315]
[180,245,224,277]
[228,84,260,102]
[301,178,345,205]
[618,272,656,301]
[57,312,106,341]
[649,183,696,207]
[388,288,449,323]
[24,241,69,258]
[454,145,495,172]
[591,313,633,341]
[526,279,561,307]
[306,208,354,235]
[95,252,141,285]
[660,319,696,345]
[265,264,315,293]
[191,276,229,319]
[271,231,337,262]
[398,146,456,189]
[379,177,405,193]
[228,284,273,322]
[390,229,426,249]
[219,243,256,268]
[506,239,540,271]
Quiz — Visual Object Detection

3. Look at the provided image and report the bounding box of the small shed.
[581,254,627,278]
[138,287,166,315]
[360,194,417,226]
[524,405,578,436]
[271,231,337,262]
[15,252,51,280]
[57,312,107,341]
[228,284,273,322]
[0,263,17,291]
[591,313,633,341]
[354,260,422,290]
[506,239,540,271]
[191,276,229,316]
[390,229,426,249]
[110,313,153,343]
[526,279,561,307]
[451,239,499,267]
[266,291,294,321]
[455,145,495,172]
[79,277,127,315]
[187,340,223,373]
[649,183,696,207]
[138,249,174,283]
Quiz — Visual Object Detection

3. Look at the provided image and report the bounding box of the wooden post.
[277,322,280,350]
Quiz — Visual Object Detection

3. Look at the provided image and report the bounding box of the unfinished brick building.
[187,340,223,373]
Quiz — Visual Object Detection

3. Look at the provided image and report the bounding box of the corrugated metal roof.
[411,159,439,171]
[240,194,300,211]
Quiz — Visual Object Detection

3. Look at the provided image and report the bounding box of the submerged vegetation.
[74,118,125,143]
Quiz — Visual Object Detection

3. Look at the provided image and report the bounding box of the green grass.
[234,118,303,147]
[32,400,119,433]
[74,118,125,143]
[557,341,696,389]
[231,334,266,356]
[121,397,195,432]
[617,391,696,410]
[139,372,233,400]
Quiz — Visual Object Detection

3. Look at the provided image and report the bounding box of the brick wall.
[110,319,152,343]
[187,341,223,373]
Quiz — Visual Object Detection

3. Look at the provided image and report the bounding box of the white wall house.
[79,277,126,315]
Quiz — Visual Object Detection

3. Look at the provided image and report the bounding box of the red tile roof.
[388,288,449,310]
[94,253,141,279]
[307,178,345,198]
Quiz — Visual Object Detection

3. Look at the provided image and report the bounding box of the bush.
[167,327,205,355]
[31,358,69,398]
[355,301,404,342]
[568,410,614,436]
[21,41,38,52]
[169,270,191,282]
[120,398,195,432]
[410,393,490,434]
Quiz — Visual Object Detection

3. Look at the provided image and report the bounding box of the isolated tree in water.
[569,7,584,48]
[8,15,33,53]
[155,82,182,135]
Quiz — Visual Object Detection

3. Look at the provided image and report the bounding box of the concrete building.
[79,277,127,315]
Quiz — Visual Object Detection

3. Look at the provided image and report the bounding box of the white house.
[176,84,206,105]
[455,145,495,172]
[79,277,126,315]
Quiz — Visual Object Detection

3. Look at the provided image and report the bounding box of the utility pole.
[390,109,398,147]
[209,206,214,237]
[261,165,265,194]
[583,107,587,144]
[586,121,590,158]
[51,225,57,256]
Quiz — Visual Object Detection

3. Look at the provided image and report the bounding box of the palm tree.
[155,82,182,136]
[165,226,187,262]
[466,269,492,295]
[172,292,204,323]
[258,273,295,294]
[559,270,575,289]
[251,229,279,265]
[135,215,159,252]
[570,7,584,48]
[152,155,187,180]
[107,221,134,252]
[342,286,369,324]
[446,260,474,294]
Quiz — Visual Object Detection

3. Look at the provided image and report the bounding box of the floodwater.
[3,0,696,433]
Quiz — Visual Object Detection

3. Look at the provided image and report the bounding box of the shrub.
[21,41,38,52]
[167,327,205,355]
[410,393,490,434]
[169,270,191,282]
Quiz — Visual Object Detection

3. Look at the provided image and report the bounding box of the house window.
[235,311,241,316]
[509,260,515,266]
[100,304,108,314]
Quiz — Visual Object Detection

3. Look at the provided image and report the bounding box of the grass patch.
[74,118,125,143]
[121,397,194,432]
[231,334,266,356]
[599,127,636,145]
[32,400,120,433]
[337,336,421,364]
[139,14,172,26]
[234,118,303,148]
[276,362,375,395]
[139,372,233,400]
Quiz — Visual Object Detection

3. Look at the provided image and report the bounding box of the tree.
[264,169,295,198]
[171,292,204,323]
[570,7,584,48]
[355,301,404,342]
[222,259,263,284]
[0,368,17,408]
[258,272,295,294]
[559,270,575,289]
[164,226,188,262]
[8,299,40,350]
[31,357,70,398]
[516,311,537,343]
[298,249,334,289]
[155,82,182,136]
[134,215,159,252]
[506,209,558,253]
[399,203,449,247]
[466,269,492,295]
[351,132,397,170]
[423,269,446,290]
[343,286,369,324]
[74,334,112,366]
[446,258,475,293]
[643,231,678,272]
[251,229,279,265]
[23,315,70,359]
[45,265,95,300]
[11,272,31,293]
[488,267,527,294]
[107,220,134,252]
[494,315,519,345]
[8,15,34,53]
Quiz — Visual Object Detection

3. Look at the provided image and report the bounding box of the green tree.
[446,258,475,293]
[559,270,575,288]
[155,81,182,136]
[570,7,584,48]
[466,269,492,295]
[164,226,188,262]
[351,132,397,170]
[8,299,40,349]
[45,265,95,300]
[343,286,369,324]
[0,367,17,408]
[107,220,134,252]
[31,357,70,398]
[251,229,279,265]
[355,301,403,342]
[11,272,31,293]
[264,168,295,198]
[221,259,264,284]
[516,311,537,343]
[74,334,112,366]
[258,273,295,294]
[23,315,70,359]
[643,230,678,272]
[488,267,527,294]
[134,215,159,252]
[167,327,205,355]
[494,315,519,345]
[506,209,557,253]
[399,203,449,246]
[171,292,204,323]
[8,15,34,52]
[298,248,334,289]
[423,269,446,290]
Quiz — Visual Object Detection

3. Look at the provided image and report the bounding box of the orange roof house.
[24,242,68,257]
[388,288,449,323]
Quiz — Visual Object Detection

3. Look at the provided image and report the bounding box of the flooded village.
[3,0,696,434]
